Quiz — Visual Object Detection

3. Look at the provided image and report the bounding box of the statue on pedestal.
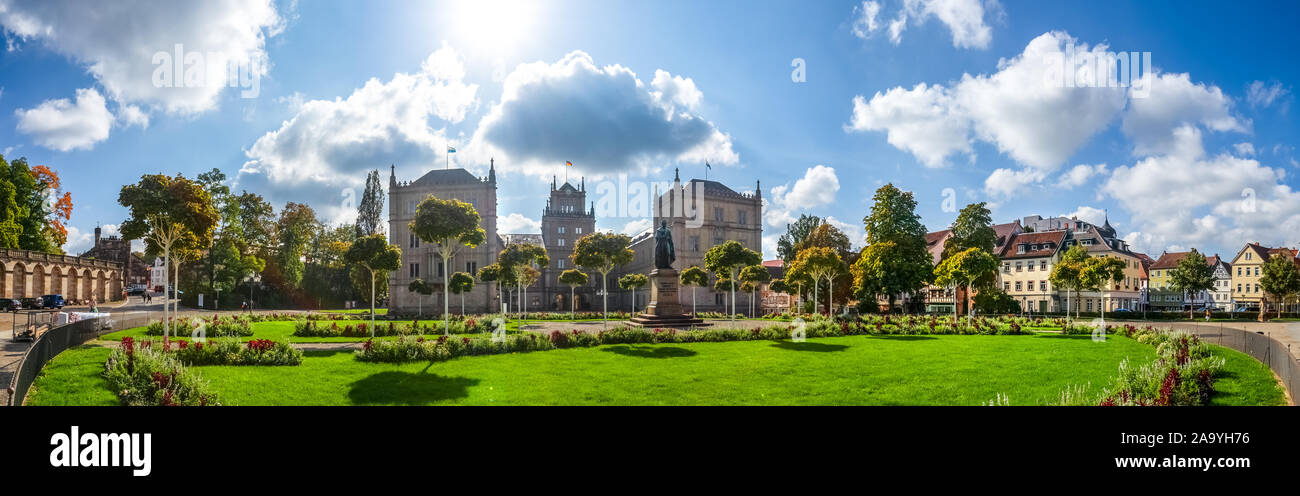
[654,220,675,270]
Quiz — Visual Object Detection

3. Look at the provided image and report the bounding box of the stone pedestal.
[629,268,707,328]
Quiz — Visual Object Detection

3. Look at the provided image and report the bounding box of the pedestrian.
[1204,308,1211,322]
[90,296,98,313]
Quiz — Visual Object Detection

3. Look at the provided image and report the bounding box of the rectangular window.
[410,263,420,278]
[558,238,566,247]
[690,236,700,252]
[576,227,583,234]
[1040,281,1047,291]
[1003,263,1010,273]
[738,210,748,225]
[558,226,566,234]
[1028,262,1035,272]
[1015,262,1023,272]
[466,261,477,275]
[1040,261,1047,271]
[436,257,444,277]
[714,207,724,222]
[1015,281,1022,291]
[557,259,565,269]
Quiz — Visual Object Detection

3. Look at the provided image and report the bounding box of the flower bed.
[145,315,254,337]
[355,317,1035,363]
[1056,325,1226,406]
[104,337,220,406]
[293,317,494,337]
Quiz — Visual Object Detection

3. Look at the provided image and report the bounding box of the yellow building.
[1229,243,1298,311]
[997,230,1065,313]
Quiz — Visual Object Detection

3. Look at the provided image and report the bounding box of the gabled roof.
[1000,231,1066,259]
[1230,243,1294,264]
[992,221,1021,252]
[556,182,580,193]
[1150,251,1189,270]
[924,229,952,265]
[409,168,483,188]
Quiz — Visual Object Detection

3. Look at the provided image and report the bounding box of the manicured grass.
[184,334,1164,405]
[28,333,1287,406]
[98,320,536,343]
[320,308,387,315]
[25,345,118,406]
[1207,344,1288,406]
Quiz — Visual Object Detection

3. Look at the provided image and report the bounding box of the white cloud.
[1246,80,1289,109]
[63,225,94,255]
[955,32,1127,169]
[650,69,702,113]
[851,1,882,39]
[888,14,908,44]
[14,87,113,151]
[621,217,652,236]
[0,0,282,116]
[1233,142,1255,157]
[824,215,867,249]
[236,43,477,225]
[762,234,779,261]
[1063,206,1107,227]
[764,165,840,227]
[901,0,995,49]
[849,32,1128,171]
[983,167,1044,197]
[498,213,540,233]
[1057,163,1108,189]
[1103,125,1299,254]
[1121,72,1245,157]
[117,104,149,129]
[468,51,737,178]
[847,83,971,167]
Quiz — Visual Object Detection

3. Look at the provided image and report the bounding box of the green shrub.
[103,337,219,406]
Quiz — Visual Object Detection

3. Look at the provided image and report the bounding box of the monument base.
[628,268,709,328]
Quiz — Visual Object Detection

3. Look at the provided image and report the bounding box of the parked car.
[41,294,65,309]
[166,286,183,299]
[0,299,21,311]
[126,284,147,296]
[1112,308,1133,313]
[21,297,43,309]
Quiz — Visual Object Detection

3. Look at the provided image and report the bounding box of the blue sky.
[1,0,1297,260]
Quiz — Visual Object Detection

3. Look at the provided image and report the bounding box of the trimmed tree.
[1049,244,1090,320]
[407,278,433,317]
[932,247,998,325]
[790,247,843,316]
[703,240,762,321]
[499,243,548,320]
[119,174,218,338]
[1260,251,1300,321]
[408,195,486,335]
[1080,255,1127,325]
[1168,250,1215,320]
[558,269,589,318]
[571,232,634,326]
[476,263,504,314]
[345,234,402,335]
[448,271,475,315]
[618,273,649,314]
[679,265,709,316]
[739,264,771,317]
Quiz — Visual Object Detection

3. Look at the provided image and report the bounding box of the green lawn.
[98,320,541,343]
[27,332,1288,406]
[320,308,387,315]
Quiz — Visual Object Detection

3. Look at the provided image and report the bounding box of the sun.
[444,0,543,57]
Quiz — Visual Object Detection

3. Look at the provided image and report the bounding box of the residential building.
[1208,255,1233,311]
[1147,251,1217,312]
[387,162,501,314]
[921,221,1021,314]
[997,230,1065,314]
[1230,242,1299,312]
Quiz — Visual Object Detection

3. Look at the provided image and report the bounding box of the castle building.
[79,226,149,288]
[611,169,763,312]
[387,162,501,315]
[538,176,597,311]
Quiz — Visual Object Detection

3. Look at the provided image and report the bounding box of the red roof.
[999,231,1066,259]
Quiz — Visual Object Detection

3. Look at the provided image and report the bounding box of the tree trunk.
[369,268,377,337]
[692,286,696,317]
[443,258,451,335]
[827,278,834,316]
[570,286,575,319]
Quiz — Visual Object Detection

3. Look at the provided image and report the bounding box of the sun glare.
[446,0,542,57]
